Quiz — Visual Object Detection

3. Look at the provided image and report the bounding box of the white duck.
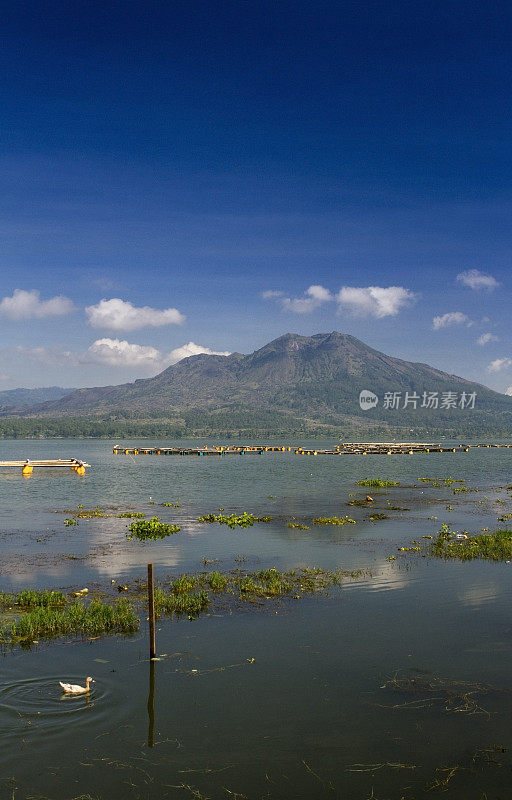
[59,677,94,695]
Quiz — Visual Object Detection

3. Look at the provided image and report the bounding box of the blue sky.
[0,0,511,391]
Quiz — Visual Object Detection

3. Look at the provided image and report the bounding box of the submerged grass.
[0,597,139,645]
[356,479,400,487]
[431,526,512,561]
[154,566,366,617]
[118,511,145,518]
[312,516,356,526]
[127,516,180,541]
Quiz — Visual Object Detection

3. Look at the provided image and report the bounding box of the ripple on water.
[0,673,132,745]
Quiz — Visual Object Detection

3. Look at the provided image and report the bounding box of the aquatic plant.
[127,516,180,541]
[118,511,146,518]
[207,571,228,591]
[154,588,209,616]
[197,509,272,528]
[356,479,400,487]
[431,526,512,561]
[169,574,200,593]
[64,518,78,526]
[419,477,465,488]
[286,522,310,529]
[312,516,356,525]
[368,513,389,522]
[0,589,66,609]
[1,598,139,644]
[161,501,181,507]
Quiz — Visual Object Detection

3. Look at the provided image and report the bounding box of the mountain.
[15,332,512,437]
[0,386,75,414]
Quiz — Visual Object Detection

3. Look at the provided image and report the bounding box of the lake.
[1,438,512,800]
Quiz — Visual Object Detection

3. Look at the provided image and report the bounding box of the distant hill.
[12,332,512,438]
[0,386,75,414]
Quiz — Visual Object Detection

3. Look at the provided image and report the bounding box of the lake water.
[1,438,512,800]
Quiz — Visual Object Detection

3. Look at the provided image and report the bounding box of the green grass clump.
[198,509,256,529]
[237,568,293,596]
[286,522,310,530]
[153,565,366,618]
[118,511,145,518]
[347,498,373,506]
[368,513,389,522]
[453,486,470,494]
[431,526,512,561]
[0,589,66,609]
[356,479,400,488]
[127,517,180,541]
[169,574,200,593]
[161,501,181,507]
[419,477,465,488]
[207,571,228,591]
[1,598,139,644]
[154,588,209,616]
[312,516,356,526]
[64,518,78,526]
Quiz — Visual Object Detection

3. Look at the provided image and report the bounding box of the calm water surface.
[1,438,512,799]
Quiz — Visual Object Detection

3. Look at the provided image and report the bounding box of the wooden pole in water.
[148,563,156,659]
[147,658,155,748]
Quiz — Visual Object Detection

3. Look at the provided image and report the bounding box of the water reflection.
[147,658,155,748]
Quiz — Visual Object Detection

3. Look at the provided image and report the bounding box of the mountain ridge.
[14,333,509,438]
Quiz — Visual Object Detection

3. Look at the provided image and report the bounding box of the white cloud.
[261,290,284,299]
[12,339,230,375]
[85,338,164,368]
[477,332,499,346]
[280,285,333,314]
[0,289,74,320]
[457,269,499,290]
[488,358,512,373]
[85,298,185,331]
[167,341,231,364]
[86,338,230,371]
[336,285,415,318]
[432,311,470,330]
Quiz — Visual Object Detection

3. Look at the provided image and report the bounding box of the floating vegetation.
[127,516,180,541]
[356,479,400,488]
[453,486,470,494]
[287,522,310,530]
[368,513,389,522]
[312,516,356,526]
[118,511,145,518]
[379,670,509,718]
[419,477,465,488]
[347,498,373,507]
[60,506,110,518]
[64,518,78,527]
[431,525,512,561]
[0,597,139,645]
[161,501,181,507]
[197,509,272,529]
[497,513,512,522]
[0,589,66,609]
[154,588,209,617]
[153,566,365,617]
